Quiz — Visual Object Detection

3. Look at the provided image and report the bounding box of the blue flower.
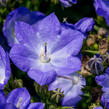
[0,45,11,89]
[74,17,95,36]
[3,7,45,47]
[94,0,109,26]
[101,91,109,109]
[95,67,109,93]
[63,17,95,38]
[10,13,84,85]
[0,88,45,109]
[49,73,86,106]
[0,103,17,109]
[95,73,109,91]
[60,0,77,7]
[0,90,6,104]
[93,106,103,109]
[95,68,109,109]
[105,67,109,75]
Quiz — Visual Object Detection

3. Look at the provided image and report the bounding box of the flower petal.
[0,103,17,109]
[0,90,6,104]
[36,13,61,42]
[3,7,45,47]
[101,92,109,109]
[28,68,56,85]
[51,56,81,75]
[94,0,109,26]
[6,88,31,109]
[0,46,11,89]
[15,21,38,48]
[10,44,38,72]
[27,103,45,109]
[51,27,84,56]
[74,17,95,34]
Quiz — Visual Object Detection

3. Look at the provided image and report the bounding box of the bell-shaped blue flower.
[0,45,11,89]
[95,67,109,92]
[93,106,103,109]
[0,88,44,109]
[10,13,84,85]
[101,91,109,109]
[74,17,95,36]
[3,7,45,47]
[6,87,31,109]
[62,17,95,38]
[49,73,86,106]
[94,0,109,26]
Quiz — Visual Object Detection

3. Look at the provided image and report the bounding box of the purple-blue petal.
[0,103,17,109]
[6,88,31,109]
[27,103,45,109]
[0,90,6,104]
[10,44,38,72]
[93,106,103,109]
[74,17,95,34]
[51,56,81,75]
[95,74,109,89]
[15,21,38,48]
[94,0,109,26]
[0,46,11,89]
[105,67,109,75]
[101,92,109,109]
[51,25,84,55]
[28,69,56,86]
[34,13,61,42]
[3,7,45,47]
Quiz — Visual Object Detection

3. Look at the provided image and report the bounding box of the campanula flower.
[95,74,109,90]
[94,0,109,26]
[93,106,103,109]
[105,67,109,75]
[0,45,11,89]
[88,55,104,74]
[3,7,45,47]
[101,91,109,109]
[95,67,109,92]
[10,13,84,85]
[0,88,45,109]
[74,17,95,35]
[60,0,77,7]
[49,73,86,106]
[63,17,95,38]
[95,69,109,109]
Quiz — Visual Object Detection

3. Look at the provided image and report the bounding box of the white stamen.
[40,43,51,63]
[16,97,23,108]
[73,76,80,85]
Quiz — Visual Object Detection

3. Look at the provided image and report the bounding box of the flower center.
[40,43,51,63]
[73,76,80,85]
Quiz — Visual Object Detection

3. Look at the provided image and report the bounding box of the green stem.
[83,50,99,54]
